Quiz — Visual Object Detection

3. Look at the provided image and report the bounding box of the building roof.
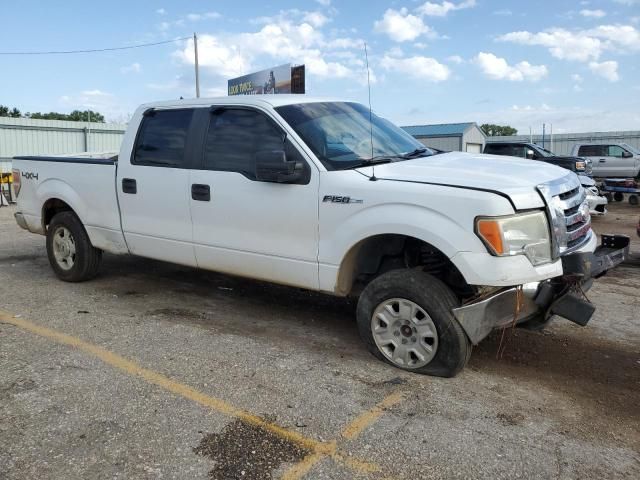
[401,122,478,137]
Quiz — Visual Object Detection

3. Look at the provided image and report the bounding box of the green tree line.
[480,124,518,136]
[0,104,105,122]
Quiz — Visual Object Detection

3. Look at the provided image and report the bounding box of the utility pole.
[194,32,200,98]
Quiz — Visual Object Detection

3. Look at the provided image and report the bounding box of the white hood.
[357,152,577,210]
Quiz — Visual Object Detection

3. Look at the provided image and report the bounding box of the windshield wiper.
[338,157,395,170]
[400,147,429,159]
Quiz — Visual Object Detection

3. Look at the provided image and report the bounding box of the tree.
[0,104,105,122]
[27,110,105,123]
[480,124,518,137]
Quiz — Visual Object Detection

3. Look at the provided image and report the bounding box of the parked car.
[484,141,606,215]
[571,143,640,178]
[11,96,630,377]
[484,142,592,175]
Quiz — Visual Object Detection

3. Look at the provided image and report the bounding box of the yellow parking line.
[283,390,406,479]
[0,311,324,453]
[1,310,399,478]
[341,390,405,440]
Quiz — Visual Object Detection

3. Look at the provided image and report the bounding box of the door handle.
[191,184,211,201]
[122,178,137,194]
[599,159,606,163]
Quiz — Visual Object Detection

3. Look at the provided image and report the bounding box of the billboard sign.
[228,64,305,95]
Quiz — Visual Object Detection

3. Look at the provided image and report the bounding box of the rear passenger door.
[189,106,320,289]
[117,108,199,267]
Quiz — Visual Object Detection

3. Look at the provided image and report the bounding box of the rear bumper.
[14,212,28,230]
[453,234,630,344]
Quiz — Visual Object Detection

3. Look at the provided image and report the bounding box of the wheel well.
[336,234,474,299]
[42,199,74,230]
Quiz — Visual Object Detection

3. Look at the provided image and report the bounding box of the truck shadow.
[100,255,639,419]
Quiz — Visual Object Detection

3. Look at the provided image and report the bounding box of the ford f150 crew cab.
[12,96,630,377]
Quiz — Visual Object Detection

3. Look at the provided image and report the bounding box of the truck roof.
[139,95,344,110]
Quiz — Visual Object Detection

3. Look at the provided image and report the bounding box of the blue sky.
[1,0,639,133]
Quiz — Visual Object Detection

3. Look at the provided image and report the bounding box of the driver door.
[189,106,320,289]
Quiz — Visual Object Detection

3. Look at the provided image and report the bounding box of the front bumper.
[453,234,630,344]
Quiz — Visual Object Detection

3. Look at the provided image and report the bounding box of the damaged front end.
[453,234,630,345]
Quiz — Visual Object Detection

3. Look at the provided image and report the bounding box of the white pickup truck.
[12,96,629,377]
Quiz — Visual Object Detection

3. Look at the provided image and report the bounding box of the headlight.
[476,211,552,266]
[575,161,586,171]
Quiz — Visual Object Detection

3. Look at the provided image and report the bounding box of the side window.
[607,145,624,157]
[578,145,604,157]
[510,145,526,158]
[203,108,303,180]
[133,109,194,167]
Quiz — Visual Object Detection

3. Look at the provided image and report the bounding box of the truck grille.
[537,175,592,258]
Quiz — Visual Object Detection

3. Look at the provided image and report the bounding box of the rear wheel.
[629,195,638,206]
[356,269,471,377]
[614,192,624,202]
[46,211,102,282]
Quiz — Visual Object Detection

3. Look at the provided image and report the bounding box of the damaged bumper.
[453,234,630,345]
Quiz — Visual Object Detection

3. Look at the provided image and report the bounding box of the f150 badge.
[323,195,363,204]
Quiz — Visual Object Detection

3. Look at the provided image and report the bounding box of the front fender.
[318,202,491,293]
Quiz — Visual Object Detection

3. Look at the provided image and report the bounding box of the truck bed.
[12,154,127,254]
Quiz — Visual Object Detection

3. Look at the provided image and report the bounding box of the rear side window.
[133,109,194,167]
[578,145,605,157]
[203,108,304,180]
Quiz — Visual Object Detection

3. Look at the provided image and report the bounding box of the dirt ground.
[0,202,638,479]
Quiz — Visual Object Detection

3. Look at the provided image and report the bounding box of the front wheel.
[356,269,471,377]
[46,211,102,282]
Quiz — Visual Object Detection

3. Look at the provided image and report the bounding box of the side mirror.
[255,150,303,183]
[526,149,535,159]
[622,151,633,158]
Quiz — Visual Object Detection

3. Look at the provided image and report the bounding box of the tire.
[629,195,639,206]
[356,269,471,377]
[46,211,102,282]
[614,192,624,202]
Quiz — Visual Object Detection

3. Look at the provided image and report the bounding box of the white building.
[401,122,486,153]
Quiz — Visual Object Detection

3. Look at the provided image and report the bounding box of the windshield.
[275,102,432,170]
[621,143,640,155]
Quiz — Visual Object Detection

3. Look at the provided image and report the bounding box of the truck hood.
[357,151,575,210]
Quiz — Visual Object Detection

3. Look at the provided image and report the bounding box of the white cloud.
[492,9,512,16]
[120,62,142,74]
[416,0,476,17]
[588,60,620,81]
[156,8,166,15]
[447,55,464,64]
[498,29,602,61]
[316,0,331,5]
[174,12,363,83]
[580,9,606,18]
[303,11,330,28]
[80,89,112,97]
[374,8,433,42]
[380,55,451,82]
[571,73,583,82]
[498,24,640,62]
[185,12,221,22]
[474,52,548,81]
